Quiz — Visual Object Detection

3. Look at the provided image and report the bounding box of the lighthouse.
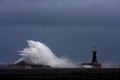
[92,47,97,64]
[81,47,102,68]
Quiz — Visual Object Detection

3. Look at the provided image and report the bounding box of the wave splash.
[15,40,78,68]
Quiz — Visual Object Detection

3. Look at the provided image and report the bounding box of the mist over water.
[15,40,78,68]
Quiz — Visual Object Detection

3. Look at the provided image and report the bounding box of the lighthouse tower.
[81,47,102,68]
[92,47,97,64]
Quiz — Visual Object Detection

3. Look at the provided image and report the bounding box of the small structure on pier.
[81,47,102,68]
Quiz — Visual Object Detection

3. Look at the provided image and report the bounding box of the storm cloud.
[0,0,120,64]
[0,0,120,25]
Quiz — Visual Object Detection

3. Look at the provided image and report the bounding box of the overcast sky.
[0,0,120,65]
[0,0,120,25]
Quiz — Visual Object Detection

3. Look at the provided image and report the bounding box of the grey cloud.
[0,0,120,25]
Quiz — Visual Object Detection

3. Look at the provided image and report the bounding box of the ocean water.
[0,25,120,66]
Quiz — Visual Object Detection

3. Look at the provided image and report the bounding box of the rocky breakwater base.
[0,68,120,80]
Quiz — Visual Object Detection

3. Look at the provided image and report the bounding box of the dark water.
[0,26,120,65]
